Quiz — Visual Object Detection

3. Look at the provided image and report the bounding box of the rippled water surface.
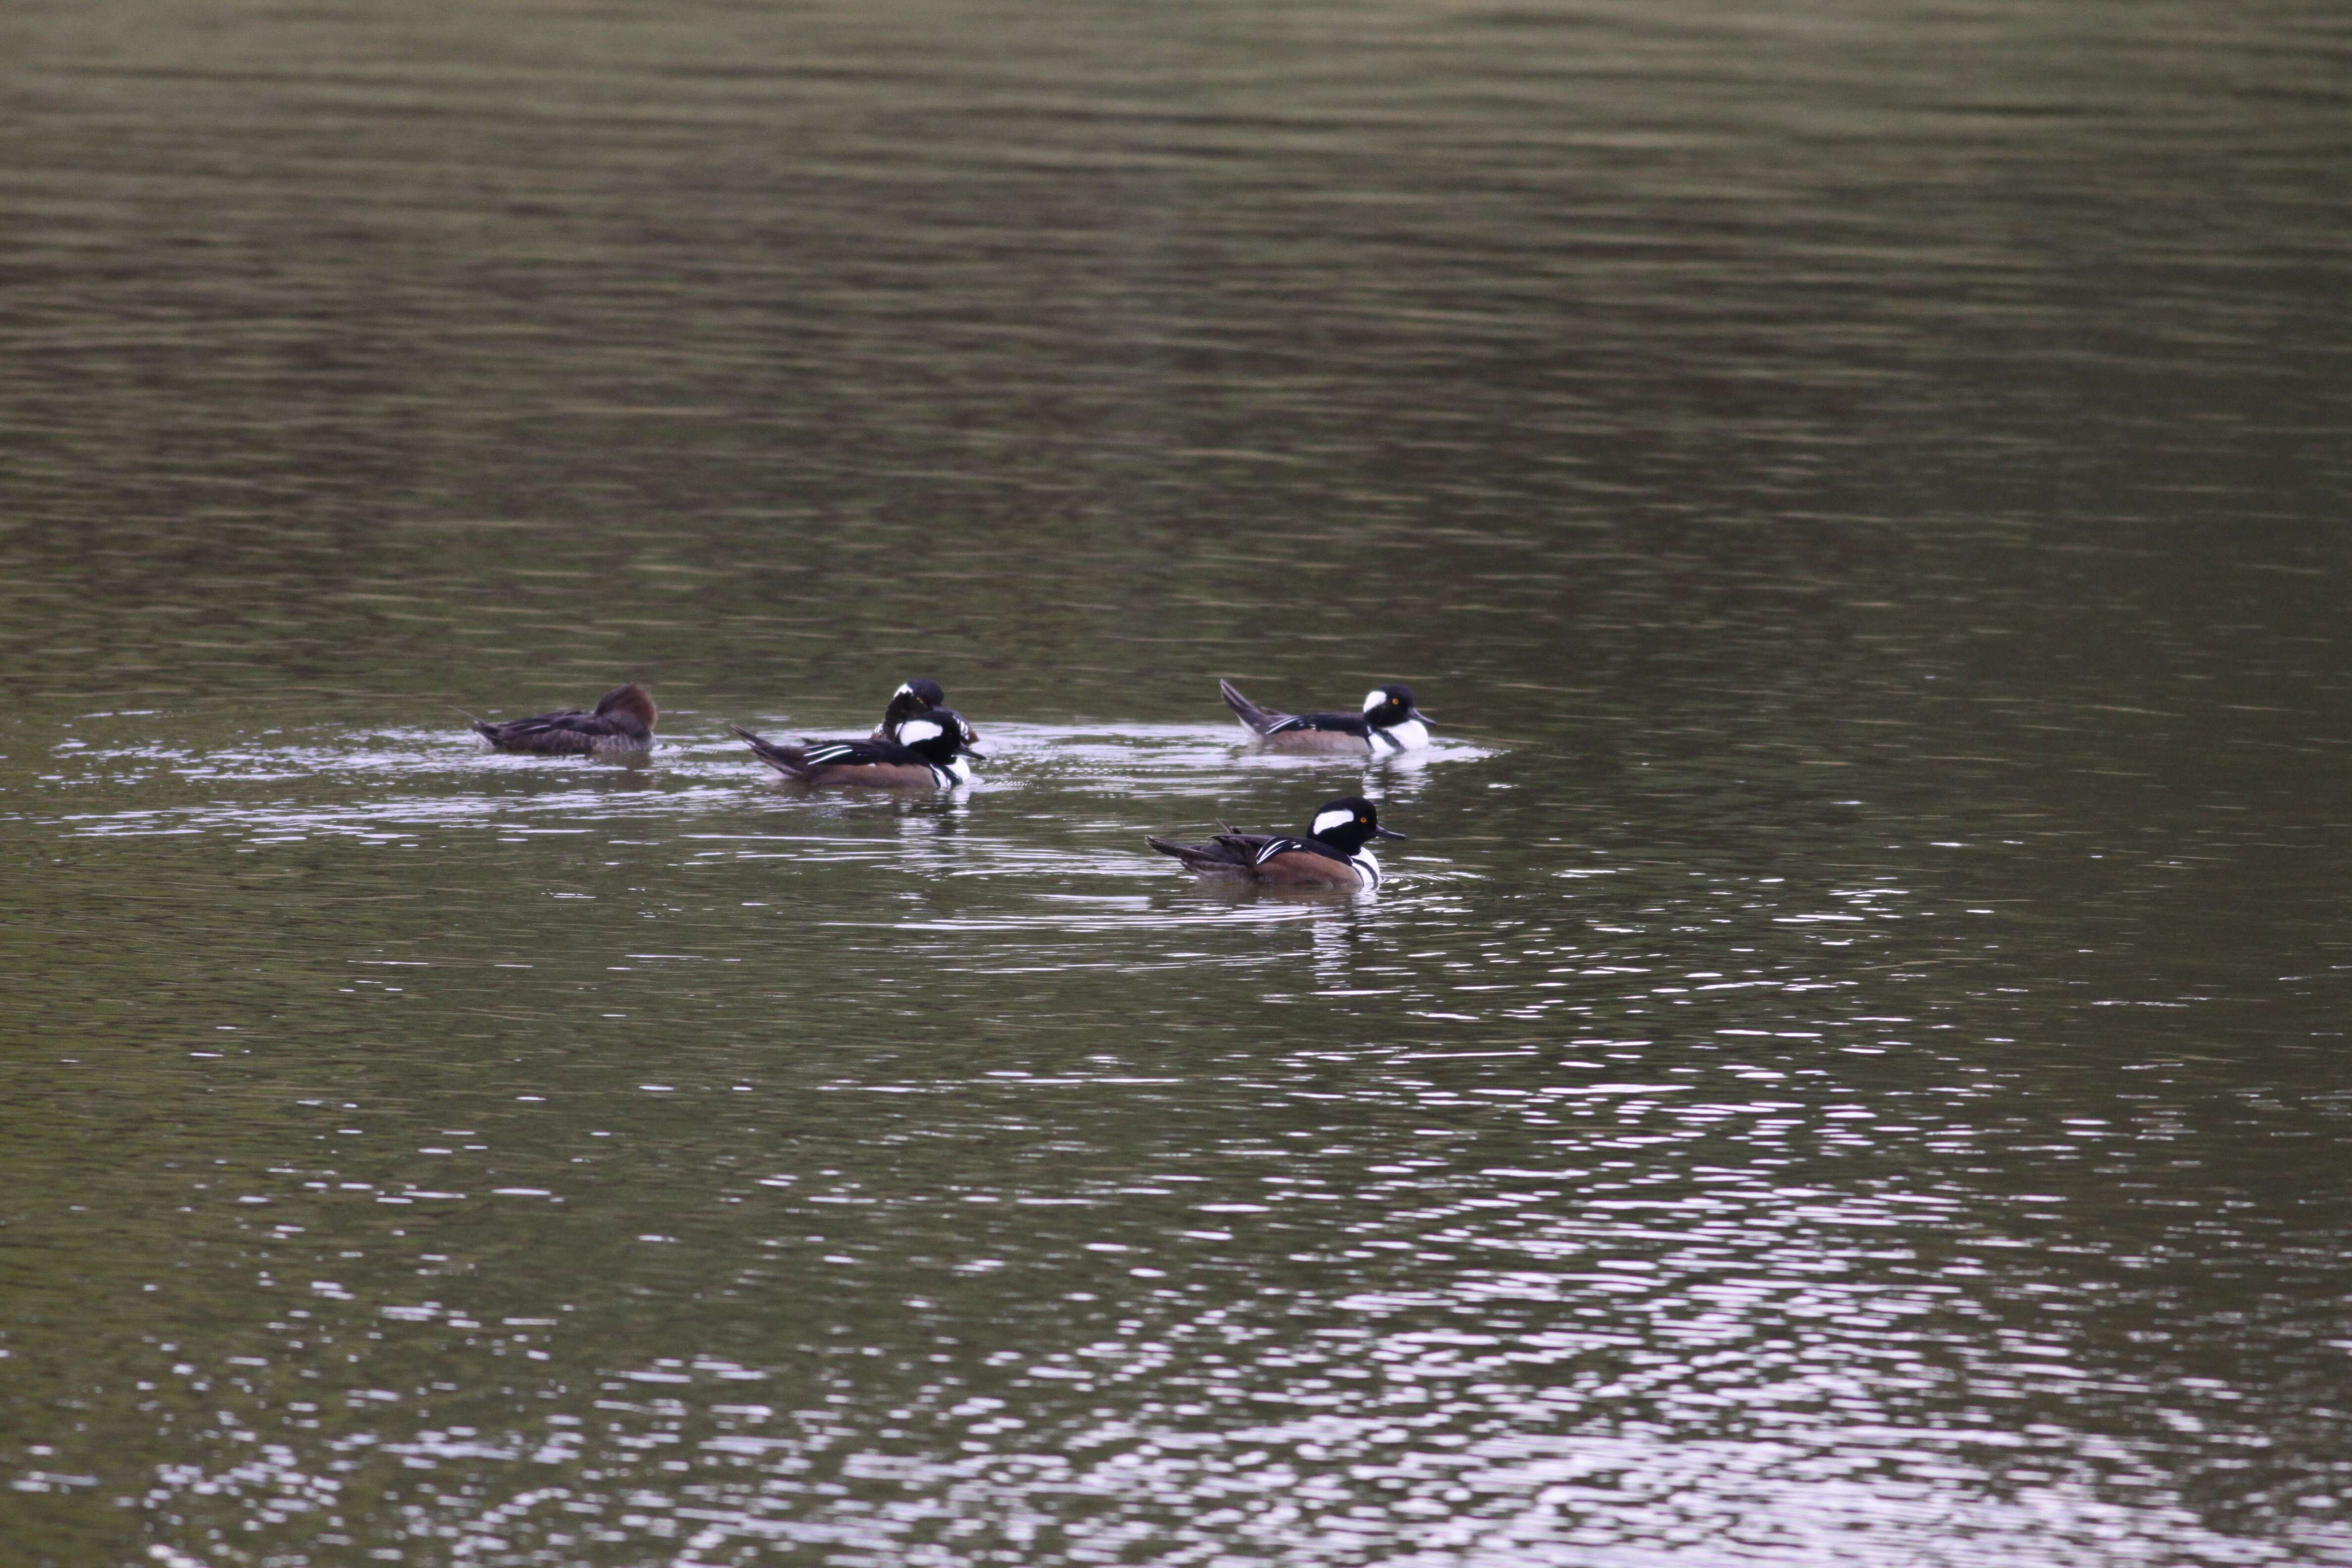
[4,1,2351,1564]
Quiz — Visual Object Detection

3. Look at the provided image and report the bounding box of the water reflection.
[14,671,2346,1563]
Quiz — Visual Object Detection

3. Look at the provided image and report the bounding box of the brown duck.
[467,682,656,755]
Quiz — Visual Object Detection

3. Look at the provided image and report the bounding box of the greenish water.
[4,1,2351,1564]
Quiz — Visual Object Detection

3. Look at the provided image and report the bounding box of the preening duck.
[467,682,656,755]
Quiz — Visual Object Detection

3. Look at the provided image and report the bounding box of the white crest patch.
[1312,806,1357,837]
[893,683,915,697]
[1362,688,1386,713]
[898,718,944,745]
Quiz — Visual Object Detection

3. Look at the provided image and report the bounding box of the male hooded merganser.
[870,679,947,742]
[1146,795,1406,890]
[467,682,656,755]
[1219,679,1432,755]
[733,707,982,788]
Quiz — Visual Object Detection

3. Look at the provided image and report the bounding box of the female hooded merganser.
[871,679,946,742]
[467,682,656,755]
[733,707,982,788]
[1146,795,1406,890]
[1219,679,1432,755]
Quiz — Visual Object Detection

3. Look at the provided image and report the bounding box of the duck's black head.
[1307,795,1405,853]
[1361,683,1428,730]
[879,679,946,739]
[903,707,982,762]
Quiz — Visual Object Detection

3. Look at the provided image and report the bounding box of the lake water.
[4,1,2350,1564]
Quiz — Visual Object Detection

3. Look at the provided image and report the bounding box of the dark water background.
[4,1,2350,1563]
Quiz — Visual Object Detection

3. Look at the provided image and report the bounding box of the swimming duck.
[468,682,656,755]
[1219,679,1431,755]
[1146,795,1406,890]
[733,707,982,788]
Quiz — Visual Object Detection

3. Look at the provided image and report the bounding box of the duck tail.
[1218,678,1290,736]
[733,724,810,779]
[1147,834,1232,871]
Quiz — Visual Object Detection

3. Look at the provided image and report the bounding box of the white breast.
[1372,717,1430,753]
[932,755,975,787]
[1349,850,1382,889]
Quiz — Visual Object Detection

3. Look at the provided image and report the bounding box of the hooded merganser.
[733,707,982,788]
[1219,679,1432,755]
[870,679,946,742]
[1146,795,1406,890]
[467,682,656,755]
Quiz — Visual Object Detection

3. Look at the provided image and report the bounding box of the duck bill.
[1375,826,1408,839]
